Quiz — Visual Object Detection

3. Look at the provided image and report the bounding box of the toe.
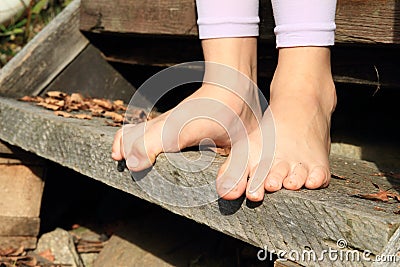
[126,130,160,171]
[305,166,330,189]
[264,161,290,192]
[216,145,250,200]
[283,162,308,190]
[246,159,273,201]
[111,128,123,161]
[246,181,265,201]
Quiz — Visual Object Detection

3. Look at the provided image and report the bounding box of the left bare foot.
[245,47,337,201]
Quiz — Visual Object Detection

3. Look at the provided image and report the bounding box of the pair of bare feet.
[112,38,337,202]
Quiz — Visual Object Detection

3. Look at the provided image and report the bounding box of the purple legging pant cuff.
[196,0,337,48]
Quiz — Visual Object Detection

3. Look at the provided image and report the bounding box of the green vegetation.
[0,0,72,67]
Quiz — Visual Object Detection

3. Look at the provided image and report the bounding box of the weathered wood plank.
[0,164,45,218]
[80,0,198,36]
[0,217,40,236]
[372,227,400,267]
[0,97,399,266]
[0,236,37,250]
[80,0,400,44]
[0,0,89,98]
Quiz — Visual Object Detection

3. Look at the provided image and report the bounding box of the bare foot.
[112,38,264,200]
[246,47,337,201]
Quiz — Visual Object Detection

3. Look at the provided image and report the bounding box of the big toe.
[216,147,249,200]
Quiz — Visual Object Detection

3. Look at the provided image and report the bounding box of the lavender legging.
[196,0,337,47]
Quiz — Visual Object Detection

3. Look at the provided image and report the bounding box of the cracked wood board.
[0,97,399,266]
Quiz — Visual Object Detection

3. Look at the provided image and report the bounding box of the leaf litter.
[0,246,69,267]
[356,182,400,203]
[19,91,158,127]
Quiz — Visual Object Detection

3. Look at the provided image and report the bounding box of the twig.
[24,0,35,42]
[372,65,381,96]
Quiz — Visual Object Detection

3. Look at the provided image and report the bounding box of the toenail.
[111,152,118,158]
[126,156,139,169]
[250,192,259,199]
[308,177,316,186]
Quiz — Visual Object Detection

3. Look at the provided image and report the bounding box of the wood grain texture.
[80,0,400,44]
[372,226,400,267]
[0,236,37,250]
[0,97,399,266]
[0,164,45,218]
[0,216,40,236]
[0,0,89,98]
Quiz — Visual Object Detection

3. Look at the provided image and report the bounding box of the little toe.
[305,166,330,189]
[264,161,290,192]
[283,163,308,190]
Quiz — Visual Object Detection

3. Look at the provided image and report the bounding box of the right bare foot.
[112,38,264,200]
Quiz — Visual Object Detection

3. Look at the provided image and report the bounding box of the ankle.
[202,37,257,82]
[271,47,337,114]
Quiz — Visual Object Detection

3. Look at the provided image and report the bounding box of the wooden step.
[0,97,399,266]
[80,0,400,45]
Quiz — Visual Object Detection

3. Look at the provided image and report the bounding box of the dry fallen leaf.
[38,249,55,262]
[54,111,73,118]
[74,113,92,120]
[70,93,84,103]
[213,147,231,156]
[46,91,67,99]
[19,95,43,103]
[113,100,127,111]
[0,247,23,257]
[105,121,122,127]
[358,182,400,202]
[92,98,113,110]
[19,91,145,127]
[37,102,61,111]
[103,111,124,123]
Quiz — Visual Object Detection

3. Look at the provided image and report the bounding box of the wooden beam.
[83,33,400,88]
[0,97,399,266]
[0,0,89,98]
[80,0,400,44]
[0,237,37,250]
[0,217,40,236]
